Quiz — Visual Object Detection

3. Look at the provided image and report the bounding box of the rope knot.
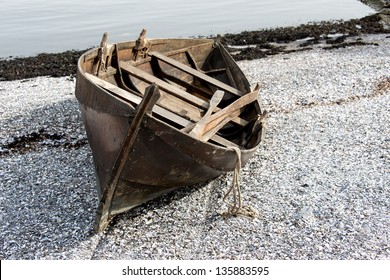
[222,147,258,219]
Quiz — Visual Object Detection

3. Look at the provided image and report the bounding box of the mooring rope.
[222,147,258,219]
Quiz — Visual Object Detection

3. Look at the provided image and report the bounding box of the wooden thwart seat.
[119,61,249,127]
[149,51,244,97]
[120,61,208,109]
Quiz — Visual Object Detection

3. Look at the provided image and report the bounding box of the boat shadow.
[108,179,218,229]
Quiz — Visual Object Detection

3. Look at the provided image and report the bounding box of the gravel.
[0,34,389,260]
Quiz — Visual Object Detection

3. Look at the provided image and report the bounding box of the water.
[0,0,375,57]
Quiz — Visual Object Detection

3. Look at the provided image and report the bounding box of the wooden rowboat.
[75,30,266,232]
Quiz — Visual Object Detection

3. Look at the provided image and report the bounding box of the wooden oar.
[197,89,259,142]
[189,90,224,138]
[95,83,161,232]
[200,108,243,142]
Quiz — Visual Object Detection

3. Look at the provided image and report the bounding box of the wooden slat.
[131,41,213,67]
[189,90,224,138]
[119,64,204,122]
[199,91,259,142]
[204,91,259,130]
[86,73,188,126]
[119,61,248,127]
[149,51,244,97]
[120,61,209,109]
[85,73,240,148]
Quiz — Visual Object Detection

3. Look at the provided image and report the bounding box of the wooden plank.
[85,73,240,148]
[86,73,188,126]
[120,63,206,122]
[131,41,213,66]
[153,89,203,123]
[201,108,243,142]
[204,91,258,126]
[199,90,259,142]
[121,61,209,108]
[189,90,224,138]
[119,61,248,127]
[149,51,244,97]
[120,62,203,122]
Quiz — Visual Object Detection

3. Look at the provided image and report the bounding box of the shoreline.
[1,13,389,81]
[0,15,389,260]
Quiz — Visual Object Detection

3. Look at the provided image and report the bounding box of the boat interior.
[79,30,265,149]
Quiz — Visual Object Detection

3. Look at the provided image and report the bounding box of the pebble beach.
[0,33,389,260]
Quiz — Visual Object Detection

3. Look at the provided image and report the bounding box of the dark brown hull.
[75,35,265,232]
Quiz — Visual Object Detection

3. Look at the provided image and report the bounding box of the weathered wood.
[86,73,189,126]
[201,108,243,142]
[95,83,161,232]
[149,51,244,97]
[198,90,259,141]
[120,61,248,127]
[121,61,209,108]
[120,62,204,122]
[130,42,213,67]
[189,90,224,138]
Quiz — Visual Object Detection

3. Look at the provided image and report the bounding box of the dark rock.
[1,13,389,81]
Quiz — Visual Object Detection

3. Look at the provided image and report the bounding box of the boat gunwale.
[78,71,260,159]
[76,38,262,155]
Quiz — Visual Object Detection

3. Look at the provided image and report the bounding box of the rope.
[222,147,258,219]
